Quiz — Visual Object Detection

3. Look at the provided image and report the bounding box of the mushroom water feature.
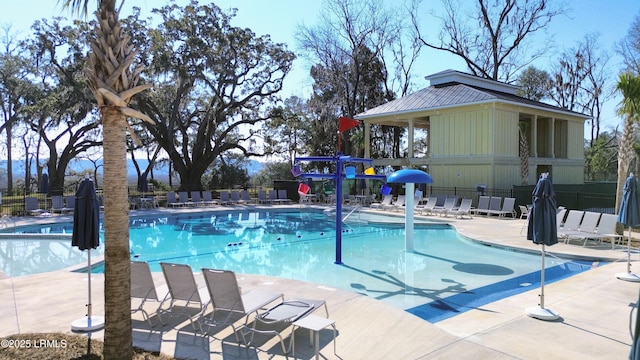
[386,169,434,251]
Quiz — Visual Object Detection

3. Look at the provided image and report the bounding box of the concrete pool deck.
[0,205,638,359]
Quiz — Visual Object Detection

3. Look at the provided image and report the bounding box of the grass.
[0,333,176,360]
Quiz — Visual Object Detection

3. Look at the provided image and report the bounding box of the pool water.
[0,208,594,322]
[0,233,103,278]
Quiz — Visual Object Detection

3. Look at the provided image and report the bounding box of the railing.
[0,184,616,218]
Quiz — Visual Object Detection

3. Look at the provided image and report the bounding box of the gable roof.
[356,71,590,120]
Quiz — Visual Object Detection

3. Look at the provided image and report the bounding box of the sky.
[2,0,640,136]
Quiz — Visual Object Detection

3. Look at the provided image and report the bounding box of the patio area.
[1,206,638,359]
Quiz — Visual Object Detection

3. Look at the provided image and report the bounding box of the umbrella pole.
[525,244,560,321]
[616,226,640,282]
[539,245,546,309]
[71,248,105,331]
[87,249,92,320]
[628,227,632,274]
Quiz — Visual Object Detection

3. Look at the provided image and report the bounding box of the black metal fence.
[0,182,617,217]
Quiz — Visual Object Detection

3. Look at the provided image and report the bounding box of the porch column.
[408,118,414,160]
[550,117,555,158]
[364,120,371,159]
[532,115,538,158]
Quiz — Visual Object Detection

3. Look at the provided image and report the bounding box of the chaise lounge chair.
[416,196,437,215]
[432,196,457,217]
[564,211,601,246]
[557,210,584,239]
[257,190,270,204]
[64,195,76,213]
[131,261,169,327]
[198,268,283,339]
[166,192,185,207]
[241,190,255,204]
[487,197,516,218]
[219,191,231,205]
[480,196,502,217]
[201,190,219,206]
[449,198,473,219]
[190,191,203,206]
[51,195,72,214]
[159,262,209,329]
[471,196,490,216]
[383,195,405,211]
[370,194,392,209]
[178,191,190,206]
[243,298,329,354]
[589,213,623,249]
[230,190,241,204]
[278,189,291,204]
[25,196,44,216]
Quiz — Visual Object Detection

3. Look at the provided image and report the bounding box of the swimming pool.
[0,208,594,322]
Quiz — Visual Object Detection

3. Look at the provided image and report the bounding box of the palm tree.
[615,72,640,213]
[58,1,152,358]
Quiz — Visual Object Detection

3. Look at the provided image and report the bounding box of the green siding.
[432,109,493,156]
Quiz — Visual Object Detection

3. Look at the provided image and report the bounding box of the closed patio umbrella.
[525,172,560,320]
[40,173,49,195]
[616,174,640,282]
[71,177,104,331]
[137,174,148,193]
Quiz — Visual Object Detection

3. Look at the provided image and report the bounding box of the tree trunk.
[616,114,634,213]
[6,122,12,194]
[102,107,132,359]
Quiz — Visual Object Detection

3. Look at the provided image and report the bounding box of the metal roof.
[356,82,590,120]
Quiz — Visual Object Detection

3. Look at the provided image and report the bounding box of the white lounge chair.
[370,195,392,209]
[482,196,502,216]
[383,195,405,211]
[488,197,516,218]
[449,198,473,219]
[471,196,490,216]
[564,211,601,246]
[416,196,437,215]
[591,213,624,249]
[198,268,283,339]
[557,210,584,239]
[403,190,424,213]
[159,263,209,329]
[131,261,169,327]
[432,196,457,217]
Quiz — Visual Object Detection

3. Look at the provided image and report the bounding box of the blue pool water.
[0,208,595,322]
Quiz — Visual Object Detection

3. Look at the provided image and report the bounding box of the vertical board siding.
[432,108,493,156]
